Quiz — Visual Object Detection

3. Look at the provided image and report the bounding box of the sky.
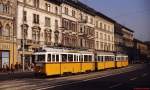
[80,0,150,41]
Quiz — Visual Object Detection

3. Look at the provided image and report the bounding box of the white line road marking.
[109,83,122,89]
[130,77,137,81]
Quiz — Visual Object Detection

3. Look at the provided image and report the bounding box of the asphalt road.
[0,64,149,90]
[49,63,150,90]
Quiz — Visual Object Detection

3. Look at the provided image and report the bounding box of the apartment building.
[0,0,17,68]
[114,23,124,54]
[60,0,95,50]
[122,26,134,63]
[95,12,115,52]
[17,0,61,64]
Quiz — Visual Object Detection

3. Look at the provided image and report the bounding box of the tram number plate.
[36,64,43,67]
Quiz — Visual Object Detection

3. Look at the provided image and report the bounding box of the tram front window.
[37,55,45,62]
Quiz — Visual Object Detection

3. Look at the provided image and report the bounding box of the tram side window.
[62,54,67,62]
[47,54,51,62]
[52,55,55,62]
[79,55,83,62]
[97,56,99,62]
[68,54,73,62]
[56,55,59,62]
[84,55,88,62]
[74,55,78,62]
[37,55,45,61]
[105,56,108,61]
[89,55,92,62]
[101,56,104,62]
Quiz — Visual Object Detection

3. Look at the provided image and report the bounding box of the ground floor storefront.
[0,42,17,70]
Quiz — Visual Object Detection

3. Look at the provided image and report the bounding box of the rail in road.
[0,64,146,90]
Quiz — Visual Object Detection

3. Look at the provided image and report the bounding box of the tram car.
[96,53,115,70]
[34,48,129,76]
[116,54,128,68]
[34,48,95,76]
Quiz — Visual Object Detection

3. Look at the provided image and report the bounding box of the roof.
[122,25,134,33]
[96,12,116,23]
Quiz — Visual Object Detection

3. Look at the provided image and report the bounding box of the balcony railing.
[0,35,16,42]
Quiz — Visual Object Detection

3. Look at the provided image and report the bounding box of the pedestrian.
[10,64,15,73]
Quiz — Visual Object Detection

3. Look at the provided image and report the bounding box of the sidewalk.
[0,71,34,81]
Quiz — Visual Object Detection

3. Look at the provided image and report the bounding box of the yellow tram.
[116,54,128,68]
[34,48,94,76]
[34,48,129,76]
[96,53,115,70]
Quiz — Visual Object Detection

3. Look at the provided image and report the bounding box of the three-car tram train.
[33,48,128,76]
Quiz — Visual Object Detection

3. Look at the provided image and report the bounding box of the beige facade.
[61,2,95,49]
[17,0,61,63]
[0,0,17,68]
[122,27,134,47]
[95,15,115,52]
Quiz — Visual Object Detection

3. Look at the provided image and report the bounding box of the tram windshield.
[35,54,46,62]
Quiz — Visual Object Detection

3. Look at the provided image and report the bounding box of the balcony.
[45,42,52,46]
[0,36,16,42]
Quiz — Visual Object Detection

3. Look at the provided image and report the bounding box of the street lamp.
[54,30,59,46]
[21,24,29,71]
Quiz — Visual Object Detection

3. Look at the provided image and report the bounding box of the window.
[23,11,27,22]
[55,20,58,30]
[84,55,88,62]
[104,34,106,40]
[68,54,73,62]
[72,10,75,17]
[62,54,67,62]
[90,18,93,24]
[56,55,59,62]
[33,14,39,24]
[0,22,2,36]
[96,41,99,49]
[100,22,102,29]
[100,42,103,50]
[100,33,102,39]
[45,3,50,12]
[79,55,83,62]
[45,29,51,43]
[96,32,98,38]
[64,7,68,15]
[4,24,10,36]
[108,35,110,41]
[47,54,51,62]
[45,17,51,27]
[52,55,55,62]
[104,24,106,30]
[80,13,83,20]
[37,55,45,61]
[85,16,88,22]
[55,7,58,14]
[96,21,98,27]
[32,30,36,41]
[33,0,39,8]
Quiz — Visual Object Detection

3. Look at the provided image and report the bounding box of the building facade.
[95,12,115,53]
[133,39,149,63]
[17,0,61,64]
[60,0,95,50]
[122,26,134,63]
[0,0,17,69]
[114,23,124,54]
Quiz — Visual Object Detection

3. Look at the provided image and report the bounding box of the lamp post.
[54,30,59,46]
[21,24,28,71]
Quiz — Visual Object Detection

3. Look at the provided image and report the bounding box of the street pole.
[22,0,25,71]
